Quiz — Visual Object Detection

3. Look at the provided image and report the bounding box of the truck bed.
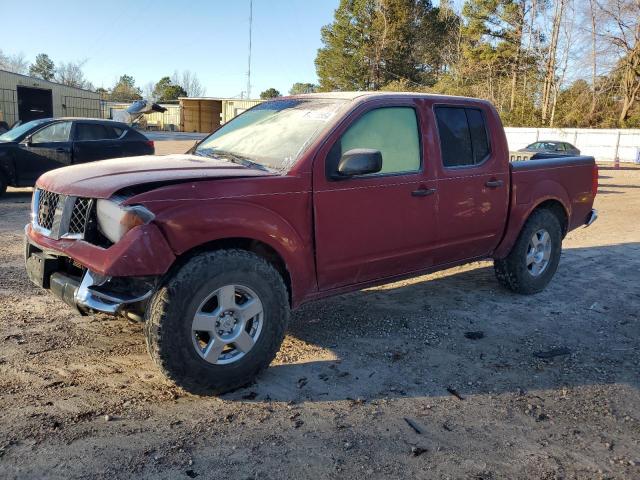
[493,155,597,258]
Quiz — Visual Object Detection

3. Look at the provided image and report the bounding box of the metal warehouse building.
[0,69,100,127]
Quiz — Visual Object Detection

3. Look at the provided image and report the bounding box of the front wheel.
[494,209,562,294]
[144,249,290,394]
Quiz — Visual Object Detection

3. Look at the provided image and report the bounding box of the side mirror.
[23,135,33,146]
[336,148,382,178]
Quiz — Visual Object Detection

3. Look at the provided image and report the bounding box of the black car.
[518,140,580,156]
[0,118,154,195]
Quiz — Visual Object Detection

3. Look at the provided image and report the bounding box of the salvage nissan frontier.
[24,92,598,393]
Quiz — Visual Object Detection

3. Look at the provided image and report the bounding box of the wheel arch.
[494,195,569,259]
[166,237,294,307]
[150,199,316,308]
[532,199,568,237]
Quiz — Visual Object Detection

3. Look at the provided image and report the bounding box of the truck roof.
[287,91,492,104]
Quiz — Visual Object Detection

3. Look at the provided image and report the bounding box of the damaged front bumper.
[24,225,164,318]
[584,208,598,227]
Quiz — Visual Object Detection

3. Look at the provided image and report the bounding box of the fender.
[149,198,315,306]
[493,177,570,259]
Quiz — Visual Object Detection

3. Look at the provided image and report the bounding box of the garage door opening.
[17,86,53,123]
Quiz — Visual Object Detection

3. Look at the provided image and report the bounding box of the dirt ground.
[0,147,638,479]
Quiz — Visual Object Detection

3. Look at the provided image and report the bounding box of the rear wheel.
[144,249,290,394]
[494,209,562,294]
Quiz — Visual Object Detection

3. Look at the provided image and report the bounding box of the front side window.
[31,122,72,144]
[0,119,49,143]
[195,99,347,172]
[327,107,421,177]
[435,106,490,167]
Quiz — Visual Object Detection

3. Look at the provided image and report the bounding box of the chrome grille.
[33,189,94,239]
[37,190,60,230]
[68,197,92,235]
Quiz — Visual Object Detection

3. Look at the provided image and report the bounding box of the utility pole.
[247,0,253,100]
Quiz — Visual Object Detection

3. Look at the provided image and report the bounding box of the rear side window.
[327,107,421,177]
[76,123,119,141]
[435,107,490,167]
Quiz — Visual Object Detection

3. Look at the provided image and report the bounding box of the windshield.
[195,98,347,172]
[0,119,50,142]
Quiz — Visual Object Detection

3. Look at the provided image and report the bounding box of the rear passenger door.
[431,104,509,263]
[72,123,123,163]
[313,100,439,291]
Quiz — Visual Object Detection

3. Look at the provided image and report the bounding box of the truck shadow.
[226,242,640,403]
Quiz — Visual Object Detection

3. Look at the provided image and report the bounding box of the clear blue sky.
[2,0,340,98]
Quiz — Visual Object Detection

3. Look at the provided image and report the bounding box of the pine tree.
[29,53,55,81]
[315,0,456,91]
[315,0,373,91]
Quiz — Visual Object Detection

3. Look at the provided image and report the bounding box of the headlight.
[96,199,155,243]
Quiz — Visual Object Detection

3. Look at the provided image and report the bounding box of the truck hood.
[37,154,276,199]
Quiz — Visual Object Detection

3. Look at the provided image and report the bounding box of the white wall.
[504,127,640,163]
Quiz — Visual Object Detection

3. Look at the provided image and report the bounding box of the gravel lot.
[0,152,638,479]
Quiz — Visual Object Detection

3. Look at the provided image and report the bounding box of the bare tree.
[550,0,575,126]
[508,1,527,112]
[587,0,600,118]
[593,0,640,124]
[541,0,566,124]
[143,81,156,101]
[55,60,94,90]
[0,50,29,74]
[171,70,206,97]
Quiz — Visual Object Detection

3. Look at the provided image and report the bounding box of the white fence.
[504,127,640,163]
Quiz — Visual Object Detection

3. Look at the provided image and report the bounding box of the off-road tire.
[494,209,562,294]
[144,249,290,394]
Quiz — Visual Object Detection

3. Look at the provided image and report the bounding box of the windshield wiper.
[196,148,273,172]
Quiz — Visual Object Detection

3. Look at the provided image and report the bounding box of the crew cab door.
[17,121,73,183]
[313,100,439,291]
[72,122,123,163]
[431,104,509,263]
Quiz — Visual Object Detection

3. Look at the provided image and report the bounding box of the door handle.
[485,179,504,188]
[411,187,437,197]
[55,148,67,153]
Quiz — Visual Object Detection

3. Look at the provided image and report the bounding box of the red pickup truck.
[24,92,598,393]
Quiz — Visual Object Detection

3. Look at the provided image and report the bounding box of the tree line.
[259,82,319,99]
[3,1,638,128]
[314,0,640,128]
[0,51,205,103]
